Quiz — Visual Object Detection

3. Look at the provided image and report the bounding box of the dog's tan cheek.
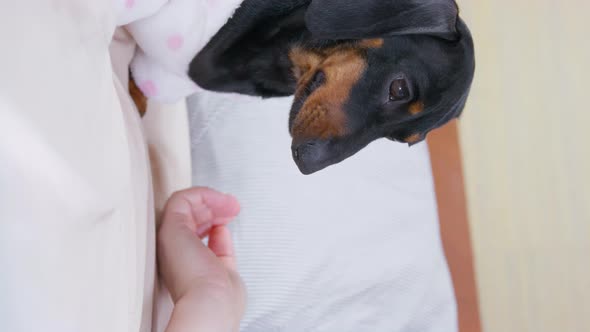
[292,104,342,139]
[292,50,367,140]
[292,95,348,140]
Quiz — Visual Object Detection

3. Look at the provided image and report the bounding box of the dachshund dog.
[188,0,476,175]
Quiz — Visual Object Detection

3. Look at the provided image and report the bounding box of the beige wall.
[458,1,590,331]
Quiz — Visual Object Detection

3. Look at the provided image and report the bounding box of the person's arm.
[157,188,246,332]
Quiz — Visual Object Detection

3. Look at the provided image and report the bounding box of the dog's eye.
[389,78,410,101]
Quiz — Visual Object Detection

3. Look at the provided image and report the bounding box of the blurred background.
[456,1,590,331]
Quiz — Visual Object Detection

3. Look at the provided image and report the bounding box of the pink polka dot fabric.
[115,0,244,103]
[139,81,158,98]
[166,35,184,51]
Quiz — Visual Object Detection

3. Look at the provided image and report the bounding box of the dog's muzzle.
[291,139,332,175]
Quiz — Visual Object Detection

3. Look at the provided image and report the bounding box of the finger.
[196,218,235,238]
[203,195,240,220]
[164,187,240,230]
[189,190,239,238]
[208,226,237,271]
[180,187,240,217]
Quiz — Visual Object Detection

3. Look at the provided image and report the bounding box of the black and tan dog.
[189,0,475,175]
[133,0,475,175]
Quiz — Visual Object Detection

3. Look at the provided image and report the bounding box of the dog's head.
[290,0,475,174]
[190,0,475,175]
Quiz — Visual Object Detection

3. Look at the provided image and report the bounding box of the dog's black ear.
[190,5,310,98]
[305,0,459,40]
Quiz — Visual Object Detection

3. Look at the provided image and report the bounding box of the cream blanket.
[0,3,190,332]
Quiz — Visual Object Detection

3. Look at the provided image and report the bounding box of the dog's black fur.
[190,0,475,175]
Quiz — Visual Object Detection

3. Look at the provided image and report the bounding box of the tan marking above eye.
[409,101,425,115]
[289,47,368,141]
[358,38,384,48]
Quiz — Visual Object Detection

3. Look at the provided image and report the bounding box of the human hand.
[157,187,245,332]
